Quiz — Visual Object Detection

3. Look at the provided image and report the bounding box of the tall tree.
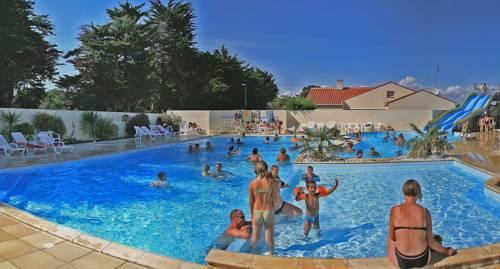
[64,1,151,111]
[147,0,197,110]
[0,0,60,107]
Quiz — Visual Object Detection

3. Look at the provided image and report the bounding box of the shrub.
[13,122,35,140]
[32,112,66,137]
[0,111,22,142]
[126,113,150,137]
[159,112,181,132]
[95,118,118,140]
[80,111,101,142]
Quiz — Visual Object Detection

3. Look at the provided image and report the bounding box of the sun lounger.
[157,125,178,136]
[0,134,25,156]
[37,133,74,154]
[141,126,162,139]
[11,132,47,155]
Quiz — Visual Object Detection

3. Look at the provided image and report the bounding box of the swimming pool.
[0,136,497,263]
[336,131,461,158]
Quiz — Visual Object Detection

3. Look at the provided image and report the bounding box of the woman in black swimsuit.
[388,180,456,268]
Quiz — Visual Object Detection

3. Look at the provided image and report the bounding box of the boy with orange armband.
[295,178,339,236]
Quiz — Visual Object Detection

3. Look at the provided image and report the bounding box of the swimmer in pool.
[202,164,212,176]
[295,178,339,236]
[276,148,290,162]
[247,148,262,163]
[302,166,320,182]
[206,141,214,151]
[151,172,169,188]
[369,147,380,157]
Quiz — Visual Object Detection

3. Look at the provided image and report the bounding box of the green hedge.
[125,113,150,137]
[32,112,66,137]
[96,118,118,139]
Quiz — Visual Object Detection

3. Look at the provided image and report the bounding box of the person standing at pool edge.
[249,161,278,253]
[388,179,456,268]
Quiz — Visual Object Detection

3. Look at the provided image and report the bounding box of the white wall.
[386,91,456,110]
[345,82,414,110]
[288,109,432,130]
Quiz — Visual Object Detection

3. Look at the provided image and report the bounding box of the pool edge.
[0,203,206,269]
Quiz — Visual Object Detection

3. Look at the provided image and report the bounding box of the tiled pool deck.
[0,132,498,268]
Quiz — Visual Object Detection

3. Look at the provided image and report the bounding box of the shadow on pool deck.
[0,136,201,170]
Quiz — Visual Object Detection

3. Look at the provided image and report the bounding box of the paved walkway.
[0,136,200,170]
[452,131,500,175]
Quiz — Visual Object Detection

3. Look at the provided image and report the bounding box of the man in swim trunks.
[225,209,252,239]
[302,166,320,182]
[295,178,339,236]
[276,148,290,162]
[247,148,262,163]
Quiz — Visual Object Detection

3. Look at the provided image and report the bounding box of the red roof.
[307,87,373,105]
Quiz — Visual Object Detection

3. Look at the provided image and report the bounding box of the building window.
[387,91,395,98]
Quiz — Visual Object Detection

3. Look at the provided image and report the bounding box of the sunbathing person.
[276,148,290,162]
[356,149,363,158]
[225,209,252,239]
[388,179,456,268]
[245,122,253,131]
[295,178,339,236]
[227,145,240,157]
[302,166,320,182]
[151,172,169,188]
[247,148,262,163]
[369,147,380,157]
[206,141,214,151]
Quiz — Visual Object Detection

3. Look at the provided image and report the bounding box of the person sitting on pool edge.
[225,209,252,240]
[151,172,169,188]
[276,148,290,162]
[247,148,262,163]
[227,145,240,157]
[295,178,339,236]
[356,149,363,158]
[369,147,380,157]
[388,179,456,268]
[302,166,320,182]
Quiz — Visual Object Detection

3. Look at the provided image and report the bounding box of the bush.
[32,112,66,137]
[95,118,118,140]
[159,112,181,132]
[125,113,150,137]
[13,122,35,140]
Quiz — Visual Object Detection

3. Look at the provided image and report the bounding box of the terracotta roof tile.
[306,87,373,105]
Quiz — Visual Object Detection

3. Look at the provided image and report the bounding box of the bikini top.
[394,207,427,233]
[253,179,273,195]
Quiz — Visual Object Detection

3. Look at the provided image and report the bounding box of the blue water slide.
[425,94,478,131]
[440,94,491,132]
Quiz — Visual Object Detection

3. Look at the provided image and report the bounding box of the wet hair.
[228,145,234,151]
[229,209,243,221]
[357,149,363,154]
[306,180,317,188]
[307,166,313,170]
[402,179,422,200]
[252,148,258,154]
[158,172,166,181]
[271,164,279,171]
[265,136,270,141]
[370,147,375,151]
[202,164,210,171]
[280,148,286,153]
[254,161,268,178]
[216,163,222,167]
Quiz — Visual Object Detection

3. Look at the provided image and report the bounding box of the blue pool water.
[0,136,497,263]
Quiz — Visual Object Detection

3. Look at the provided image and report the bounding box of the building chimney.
[336,79,344,90]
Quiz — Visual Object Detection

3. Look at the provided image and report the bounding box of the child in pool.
[151,172,169,188]
[295,179,339,236]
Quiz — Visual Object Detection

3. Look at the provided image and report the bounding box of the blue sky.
[35,0,500,102]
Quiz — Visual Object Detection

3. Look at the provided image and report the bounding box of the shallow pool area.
[0,136,497,264]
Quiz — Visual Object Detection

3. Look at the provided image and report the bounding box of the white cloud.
[279,90,296,96]
[398,76,422,89]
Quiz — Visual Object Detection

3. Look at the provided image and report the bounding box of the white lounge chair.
[157,125,177,136]
[141,126,162,139]
[134,126,145,139]
[37,133,74,154]
[0,134,25,156]
[11,132,47,155]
